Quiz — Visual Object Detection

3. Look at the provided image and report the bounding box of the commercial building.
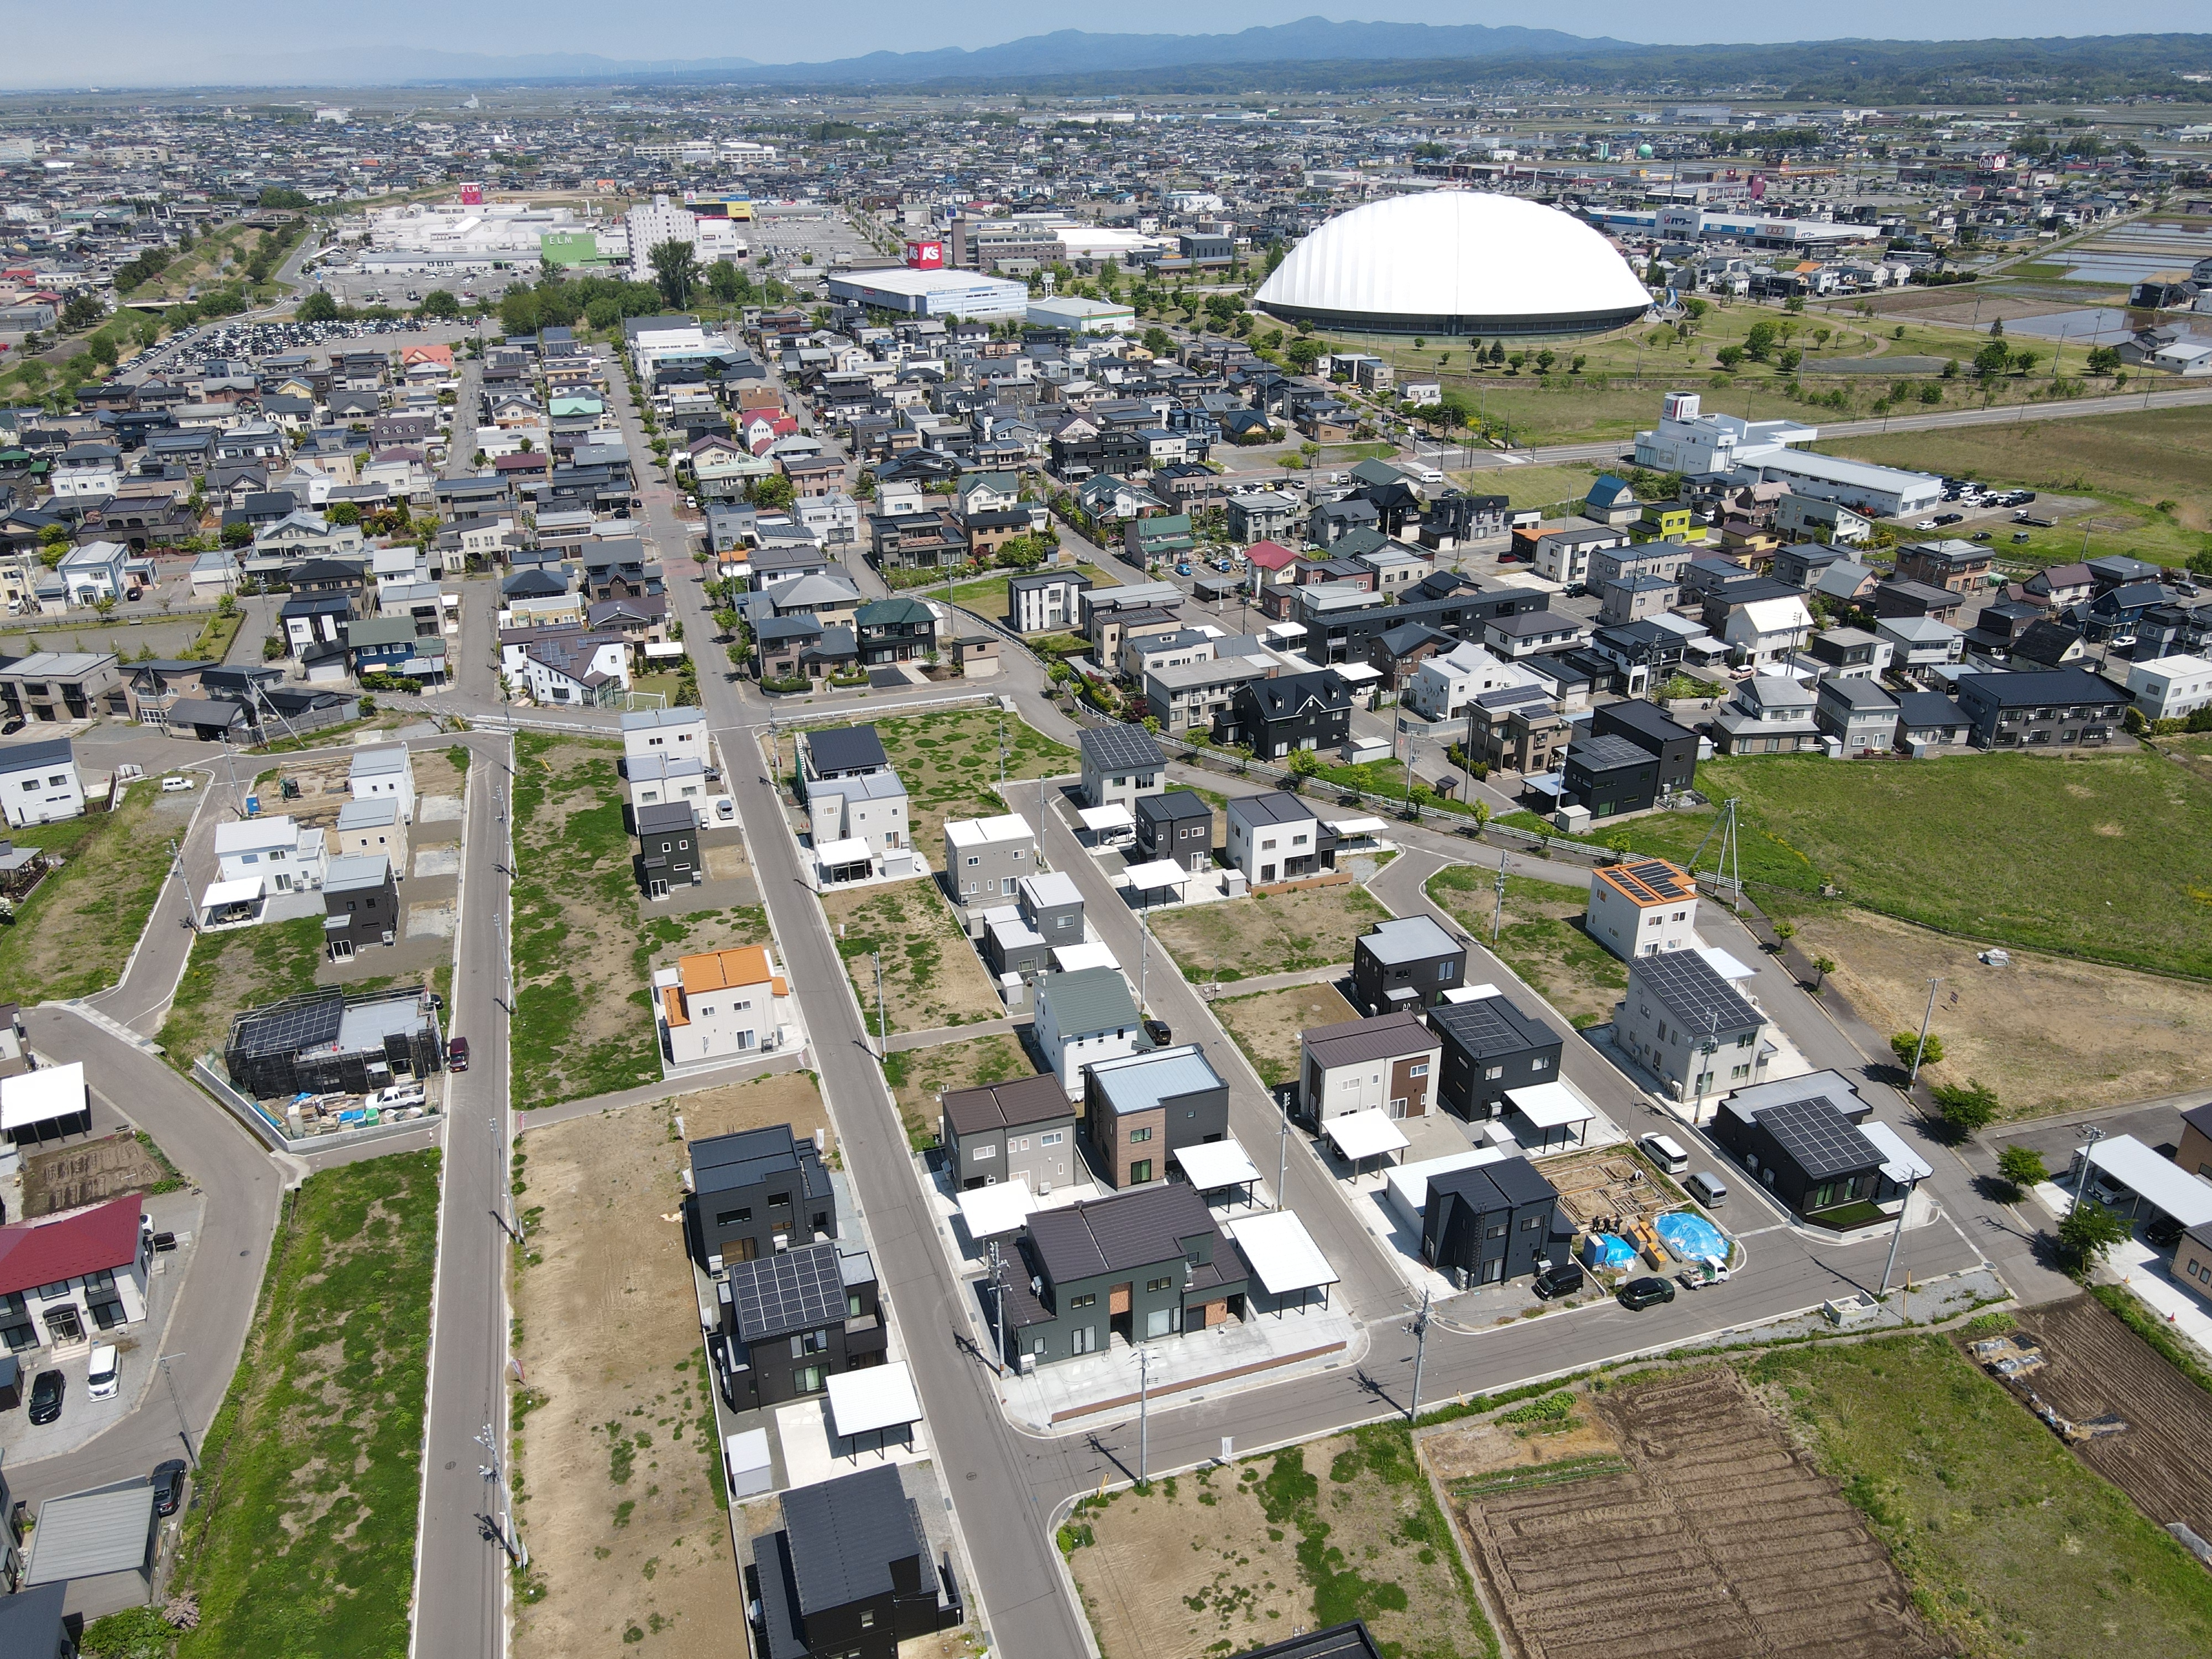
[825,268,1029,321]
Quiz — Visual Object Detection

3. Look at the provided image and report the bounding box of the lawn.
[946,560,1120,633]
[0,786,188,1005]
[1748,1333,2212,1658]
[173,1150,440,1659]
[1147,884,1390,984]
[1507,751,2212,980]
[510,734,660,1109]
[883,1031,1035,1150]
[852,706,1077,855]
[1446,462,1600,514]
[1213,982,1358,1087]
[156,914,325,1071]
[1428,869,1625,1030]
[821,881,1001,1039]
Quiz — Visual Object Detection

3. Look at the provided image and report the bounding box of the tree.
[2009,348,2040,376]
[326,500,362,526]
[220,521,253,549]
[1141,326,1175,358]
[1890,1029,1944,1067]
[1811,954,1837,993]
[1287,748,1320,779]
[1930,1078,1999,1138]
[1974,340,2012,380]
[1770,920,1796,945]
[1535,349,1557,375]
[1284,337,1323,372]
[747,473,797,513]
[1989,316,2004,338]
[2085,345,2122,376]
[1777,348,1803,374]
[1744,319,1781,361]
[61,293,104,332]
[297,290,339,323]
[417,289,462,320]
[1715,346,1746,371]
[648,238,701,310]
[1995,1144,2047,1197]
[2058,1198,2127,1276]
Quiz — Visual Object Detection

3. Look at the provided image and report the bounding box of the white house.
[348,745,416,823]
[1032,965,1146,1096]
[806,770,912,864]
[1224,791,1323,886]
[2126,653,2212,722]
[1585,858,1699,961]
[509,630,630,706]
[214,814,328,891]
[622,707,709,766]
[0,737,83,827]
[1720,595,1814,668]
[1874,614,1964,673]
[55,541,134,606]
[1402,640,1542,722]
[653,945,791,1064]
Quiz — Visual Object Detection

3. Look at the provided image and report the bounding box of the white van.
[1640,1133,1691,1175]
[87,1343,121,1400]
[1686,1171,1728,1207]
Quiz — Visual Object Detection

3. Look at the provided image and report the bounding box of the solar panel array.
[729,1242,844,1342]
[1632,949,1759,1032]
[1758,1097,1880,1181]
[1626,860,1689,900]
[231,989,346,1057]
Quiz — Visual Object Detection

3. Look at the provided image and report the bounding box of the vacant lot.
[1149,884,1390,985]
[174,1151,439,1659]
[1213,983,1358,1088]
[1782,905,2212,1119]
[512,734,660,1109]
[22,1129,179,1217]
[822,881,1000,1036]
[157,914,324,1072]
[512,1080,830,1659]
[2009,1296,2212,1543]
[1429,868,1623,1030]
[1531,752,2212,980]
[1750,1332,2212,1658]
[641,904,774,980]
[1067,1426,1491,1659]
[851,706,1077,857]
[884,1031,1034,1150]
[1437,1368,1941,1659]
[0,785,192,1005]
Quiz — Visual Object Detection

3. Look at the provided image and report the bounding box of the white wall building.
[2126,653,2212,722]
[1632,392,1818,476]
[0,737,82,827]
[1585,858,1699,962]
[348,745,416,824]
[1402,640,1542,722]
[214,814,327,891]
[654,946,791,1064]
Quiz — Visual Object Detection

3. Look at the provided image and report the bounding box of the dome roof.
[1255,192,1651,337]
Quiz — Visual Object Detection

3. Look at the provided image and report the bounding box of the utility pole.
[1491,855,1510,946]
[1405,1288,1432,1422]
[2075,1124,2106,1206]
[157,1353,196,1467]
[988,1239,1007,1375]
[492,1115,523,1245]
[477,1421,526,1568]
[1907,976,1942,1087]
[1879,1172,1921,1297]
[1136,1345,1150,1486]
[1276,1085,1291,1212]
[873,953,887,1053]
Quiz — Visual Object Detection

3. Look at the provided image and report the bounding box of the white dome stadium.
[1254,192,1651,338]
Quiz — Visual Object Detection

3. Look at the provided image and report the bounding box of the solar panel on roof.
[1626,860,1687,900]
[1759,1098,1879,1181]
[729,1243,846,1342]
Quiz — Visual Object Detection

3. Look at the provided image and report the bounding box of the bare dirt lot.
[821,881,1001,1035]
[2007,1295,2212,1541]
[21,1129,172,1216]
[512,1072,830,1659]
[1785,905,2212,1119]
[1149,884,1390,985]
[1212,982,1358,1088]
[884,1031,1035,1150]
[1433,1369,1943,1659]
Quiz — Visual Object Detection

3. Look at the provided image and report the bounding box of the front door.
[649,878,669,900]
[43,1304,82,1343]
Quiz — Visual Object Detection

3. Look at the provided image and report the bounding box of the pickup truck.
[369,1083,428,1112]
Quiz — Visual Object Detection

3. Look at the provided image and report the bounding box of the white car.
[160,776,195,792]
[369,1083,427,1112]
[87,1343,120,1400]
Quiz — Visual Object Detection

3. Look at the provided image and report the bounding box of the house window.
[716,1207,752,1227]
[1484,1065,1503,1081]
[790,1329,828,1356]
[1146,1276,1173,1293]
[1128,1126,1152,1144]
[792,1365,826,1394]
[1485,1224,1507,1239]
[1070,1293,1096,1310]
[971,1144,996,1160]
[1130,1159,1152,1183]
[1531,1056,1548,1072]
[1409,1063,1429,1077]
[1522,1215,1542,1230]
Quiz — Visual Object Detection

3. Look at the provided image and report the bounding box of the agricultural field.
[1211,982,1359,1088]
[0,783,193,1005]
[882,1031,1035,1150]
[1147,883,1390,985]
[1427,868,1624,1030]
[1065,1426,1491,1659]
[171,1151,440,1659]
[821,881,1000,1037]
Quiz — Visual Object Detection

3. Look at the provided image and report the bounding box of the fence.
[192,1055,440,1155]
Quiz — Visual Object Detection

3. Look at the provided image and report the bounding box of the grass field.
[1749,1333,2212,1658]
[1428,869,1626,1030]
[0,787,188,1005]
[157,914,324,1072]
[882,1031,1035,1149]
[1510,751,2212,979]
[1212,982,1358,1087]
[853,706,1077,855]
[174,1150,440,1659]
[822,881,1001,1040]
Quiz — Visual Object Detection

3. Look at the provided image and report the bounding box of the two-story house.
[980,871,1085,985]
[853,597,936,666]
[1421,1157,1563,1290]
[717,1241,885,1409]
[941,1072,1079,1194]
[1135,791,1213,874]
[321,853,398,959]
[655,946,790,1063]
[1224,791,1335,888]
[1078,726,1166,816]
[1082,1045,1230,1189]
[942,812,1035,931]
[1614,951,1773,1111]
[1298,1010,1442,1126]
[1214,669,1352,759]
[1585,858,1698,962]
[749,1464,962,1659]
[688,1124,837,1270]
[1428,991,1562,1122]
[1710,675,1822,754]
[1814,677,1900,757]
[1352,916,1465,1017]
[1033,966,1146,1096]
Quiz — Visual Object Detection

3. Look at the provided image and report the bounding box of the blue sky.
[9,6,2189,89]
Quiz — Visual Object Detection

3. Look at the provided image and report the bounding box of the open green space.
[1504,749,2212,979]
[822,881,1001,1042]
[881,1030,1033,1149]
[156,914,324,1072]
[851,705,1076,854]
[173,1150,440,1659]
[944,560,1119,632]
[1749,1334,2212,1658]
[0,788,181,1005]
[1149,883,1390,983]
[1429,868,1625,1029]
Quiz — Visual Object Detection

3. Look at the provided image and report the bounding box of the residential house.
[348,745,416,822]
[1298,1010,1441,1125]
[1893,539,1993,594]
[1589,701,1698,796]
[2124,653,2212,722]
[941,1072,1079,1194]
[942,813,1035,928]
[853,597,936,666]
[1125,513,1197,567]
[1227,490,1302,545]
[508,626,630,706]
[321,854,398,960]
[0,1193,151,1352]
[1710,675,1823,754]
[1802,626,1892,681]
[1815,677,1899,757]
[0,737,82,827]
[1224,791,1333,888]
[55,540,135,605]
[748,1464,961,1659]
[1135,791,1213,874]
[980,871,1084,985]
[1614,952,1773,1109]
[807,771,911,868]
[1715,594,1814,669]
[623,706,711,771]
[1082,1045,1230,1189]
[1215,669,1352,759]
[1893,691,1971,752]
[1481,609,1591,662]
[1561,734,1662,819]
[1352,915,1466,1017]
[1872,580,1965,625]
[637,801,701,899]
[716,1241,884,1410]
[1875,615,1964,676]
[1032,966,1146,1096]
[1712,1073,1894,1224]
[1422,1158,1562,1290]
[801,724,890,790]
[0,652,123,723]
[333,798,406,870]
[1954,668,2127,749]
[1527,523,1629,587]
[1587,858,1698,961]
[1006,570,1091,635]
[1078,726,1166,815]
[655,946,789,1063]
[688,1124,837,1270]
[2177,1101,2212,1182]
[1428,993,1562,1122]
[1402,640,1533,723]
[215,814,326,893]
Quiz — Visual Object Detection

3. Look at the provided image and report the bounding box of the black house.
[635,801,699,899]
[1215,668,1353,760]
[1135,790,1214,873]
[716,1240,886,1409]
[750,1464,963,1659]
[1953,668,2127,750]
[1712,1088,1889,1224]
[688,1125,837,1269]
[1428,994,1563,1121]
[1421,1156,1562,1288]
[1560,734,1660,820]
[1589,700,1699,795]
[1351,916,1466,1016]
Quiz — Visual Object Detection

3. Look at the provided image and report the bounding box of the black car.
[1142,1019,1172,1047]
[1617,1276,1677,1312]
[1532,1261,1584,1301]
[152,1459,187,1517]
[27,1369,62,1425]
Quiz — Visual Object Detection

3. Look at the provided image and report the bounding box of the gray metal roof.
[1227,790,1313,831]
[1357,914,1459,967]
[25,1480,155,1585]
[1302,1010,1438,1071]
[1629,950,1762,1034]
[779,1464,924,1615]
[942,1072,1075,1138]
[1085,1044,1224,1118]
[0,736,75,776]
[322,854,390,893]
[1037,965,1140,1037]
[804,724,888,774]
[1080,724,1166,772]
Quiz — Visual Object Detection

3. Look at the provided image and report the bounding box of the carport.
[1172,1138,1261,1209]
[197,875,267,930]
[1224,1209,1340,1316]
[957,1179,1035,1245]
[1076,803,1135,849]
[1,1063,92,1146]
[2072,1134,2212,1229]
[1119,857,1192,906]
[826,1360,922,1457]
[1323,1107,1409,1179]
[1505,1081,1594,1154]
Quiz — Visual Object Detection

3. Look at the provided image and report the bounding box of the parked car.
[1142,1019,1172,1046]
[1532,1261,1584,1300]
[447,1036,469,1072]
[160,775,195,792]
[152,1459,187,1517]
[1618,1276,1677,1312]
[369,1083,427,1112]
[27,1369,62,1425]
[86,1343,120,1400]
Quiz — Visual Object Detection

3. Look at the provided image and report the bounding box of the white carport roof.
[0,1063,85,1133]
[1120,858,1190,890]
[1052,941,1120,973]
[816,837,873,865]
[1332,816,1389,836]
[1694,946,1759,980]
[1172,1138,1260,1191]
[1324,1108,1410,1162]
[1224,1211,1339,1296]
[201,877,264,908]
[827,1361,922,1439]
[1077,804,1135,833]
[2079,1134,2212,1227]
[1859,1119,1933,1185]
[1332,661,1383,684]
[1505,1081,1594,1131]
[957,1180,1035,1240]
